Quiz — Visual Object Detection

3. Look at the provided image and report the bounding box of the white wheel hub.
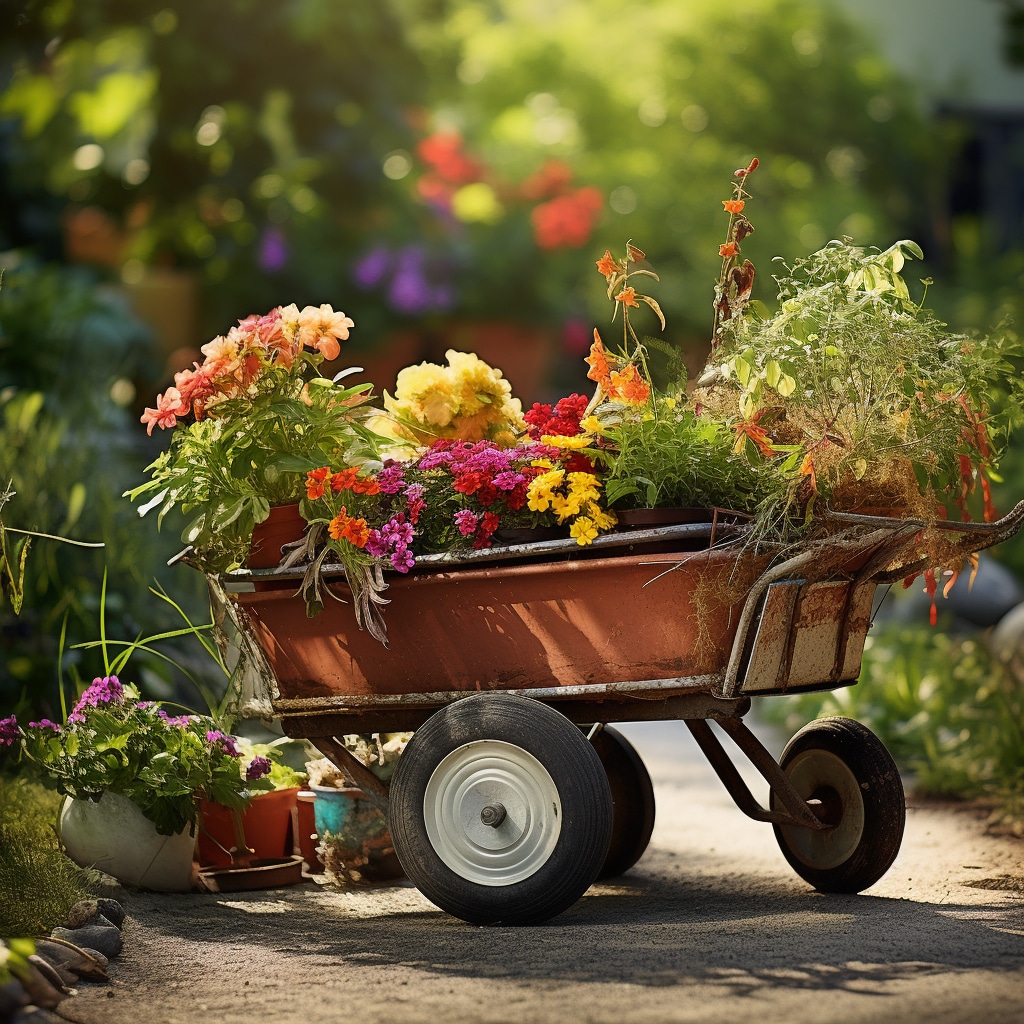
[423,740,561,886]
[779,748,865,870]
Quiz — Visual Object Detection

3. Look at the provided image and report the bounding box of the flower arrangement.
[381,348,526,448]
[127,303,387,572]
[1,676,272,836]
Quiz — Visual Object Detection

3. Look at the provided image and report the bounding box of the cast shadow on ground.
[130,859,1024,995]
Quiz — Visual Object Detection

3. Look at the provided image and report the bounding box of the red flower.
[530,187,603,250]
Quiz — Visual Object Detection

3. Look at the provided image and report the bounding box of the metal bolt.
[480,803,507,828]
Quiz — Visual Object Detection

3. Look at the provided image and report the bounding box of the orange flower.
[722,199,745,214]
[352,476,381,496]
[306,466,331,500]
[344,517,370,548]
[719,241,739,259]
[585,329,612,386]
[331,468,359,492]
[607,364,650,405]
[614,286,640,308]
[328,510,351,541]
[595,249,618,279]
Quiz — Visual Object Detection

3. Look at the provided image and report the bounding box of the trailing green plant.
[0,777,95,939]
[760,625,1024,832]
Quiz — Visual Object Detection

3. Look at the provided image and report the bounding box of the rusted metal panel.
[739,580,802,694]
[837,580,876,680]
[787,580,851,688]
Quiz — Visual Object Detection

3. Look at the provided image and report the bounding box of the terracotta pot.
[248,503,305,569]
[198,787,300,867]
[59,792,196,892]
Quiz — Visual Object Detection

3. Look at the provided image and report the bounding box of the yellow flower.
[527,469,564,512]
[540,433,591,449]
[570,516,599,545]
[580,416,605,435]
[567,472,601,503]
[588,502,617,531]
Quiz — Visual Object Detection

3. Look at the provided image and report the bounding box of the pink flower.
[140,388,186,435]
[455,509,478,536]
[0,715,19,747]
[206,730,241,757]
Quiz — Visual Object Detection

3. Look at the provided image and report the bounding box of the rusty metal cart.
[222,504,1024,925]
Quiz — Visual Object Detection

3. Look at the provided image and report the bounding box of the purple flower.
[493,471,526,492]
[28,719,61,732]
[390,547,416,573]
[364,529,389,559]
[0,715,19,747]
[206,730,241,757]
[245,756,273,781]
[352,245,392,289]
[376,462,407,495]
[258,226,289,273]
[68,676,124,722]
[159,710,199,728]
[455,509,478,537]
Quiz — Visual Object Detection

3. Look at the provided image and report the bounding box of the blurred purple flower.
[353,245,392,289]
[28,719,61,732]
[259,226,289,273]
[206,730,241,757]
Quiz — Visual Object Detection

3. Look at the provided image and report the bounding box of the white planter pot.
[59,792,196,892]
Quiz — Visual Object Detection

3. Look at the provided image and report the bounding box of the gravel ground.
[53,720,1024,1024]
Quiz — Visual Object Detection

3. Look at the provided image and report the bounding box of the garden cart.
[220,503,1024,925]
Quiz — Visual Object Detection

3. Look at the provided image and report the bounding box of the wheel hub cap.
[424,740,562,886]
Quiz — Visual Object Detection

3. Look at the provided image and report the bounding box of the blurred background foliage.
[1,0,1023,815]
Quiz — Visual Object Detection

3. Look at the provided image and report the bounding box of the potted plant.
[0,675,273,891]
[126,302,388,573]
[197,736,307,869]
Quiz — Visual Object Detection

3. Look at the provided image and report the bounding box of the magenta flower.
[245,756,273,781]
[455,509,478,536]
[28,719,61,732]
[0,715,19,747]
[159,710,199,728]
[68,676,124,722]
[206,730,241,757]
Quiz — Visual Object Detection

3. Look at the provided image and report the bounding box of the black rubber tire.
[389,693,613,925]
[591,726,656,878]
[771,716,906,894]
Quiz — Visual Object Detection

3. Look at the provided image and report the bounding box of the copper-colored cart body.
[224,505,1024,923]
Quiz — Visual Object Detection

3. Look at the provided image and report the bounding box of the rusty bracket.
[684,718,828,830]
[308,736,391,821]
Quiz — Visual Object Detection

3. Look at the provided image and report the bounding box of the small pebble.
[50,925,122,960]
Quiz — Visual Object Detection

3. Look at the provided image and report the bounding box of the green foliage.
[703,238,1024,521]
[761,626,1024,828]
[0,777,95,939]
[600,403,774,512]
